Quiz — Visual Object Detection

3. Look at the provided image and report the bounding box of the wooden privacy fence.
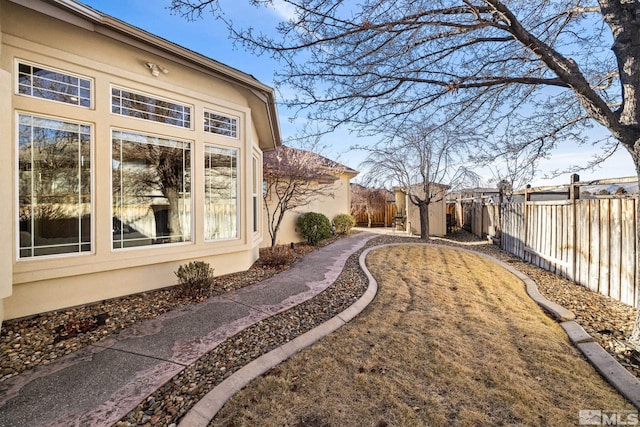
[497,197,637,307]
[353,203,396,227]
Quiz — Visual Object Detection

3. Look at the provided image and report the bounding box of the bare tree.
[350,183,389,228]
[112,140,189,244]
[263,145,345,247]
[170,0,640,341]
[359,123,480,240]
[481,148,539,201]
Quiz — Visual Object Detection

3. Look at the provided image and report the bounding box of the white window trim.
[252,154,260,235]
[203,109,240,139]
[110,85,193,130]
[110,128,195,251]
[203,143,241,242]
[15,111,95,261]
[15,59,94,109]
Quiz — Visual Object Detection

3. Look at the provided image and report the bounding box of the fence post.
[569,174,580,282]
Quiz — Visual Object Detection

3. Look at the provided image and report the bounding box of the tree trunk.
[165,187,182,243]
[419,202,430,241]
[269,215,280,248]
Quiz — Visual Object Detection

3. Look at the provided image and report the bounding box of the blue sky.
[79,0,636,187]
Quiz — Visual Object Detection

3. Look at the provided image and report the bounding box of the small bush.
[174,261,215,298]
[297,212,333,245]
[260,245,296,268]
[333,213,356,234]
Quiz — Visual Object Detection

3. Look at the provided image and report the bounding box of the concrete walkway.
[0,232,376,427]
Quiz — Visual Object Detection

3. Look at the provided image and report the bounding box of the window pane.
[112,130,192,249]
[18,115,92,258]
[204,111,238,138]
[204,146,238,240]
[252,156,258,233]
[18,62,92,107]
[111,87,191,128]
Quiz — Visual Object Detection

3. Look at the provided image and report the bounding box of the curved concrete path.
[181,242,640,426]
[0,232,376,427]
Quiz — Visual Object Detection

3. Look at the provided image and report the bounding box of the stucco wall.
[1,1,270,320]
[262,174,354,247]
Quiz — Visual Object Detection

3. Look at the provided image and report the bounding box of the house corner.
[0,58,13,329]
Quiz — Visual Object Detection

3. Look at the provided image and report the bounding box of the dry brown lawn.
[210,245,634,426]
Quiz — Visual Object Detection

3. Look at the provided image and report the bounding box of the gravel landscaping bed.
[2,229,639,426]
[0,242,321,382]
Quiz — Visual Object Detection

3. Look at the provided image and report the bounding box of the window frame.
[15,112,94,260]
[203,144,241,242]
[110,85,193,129]
[252,155,260,234]
[203,109,239,139]
[111,129,194,250]
[15,59,93,108]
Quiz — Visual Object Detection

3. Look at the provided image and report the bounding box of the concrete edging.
[178,246,381,426]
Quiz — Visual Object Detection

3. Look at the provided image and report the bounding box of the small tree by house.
[263,145,345,247]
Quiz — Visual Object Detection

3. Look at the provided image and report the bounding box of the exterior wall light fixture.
[145,62,169,77]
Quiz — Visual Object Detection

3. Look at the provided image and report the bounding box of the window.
[18,62,91,107]
[111,87,191,128]
[18,114,92,258]
[204,146,239,240]
[204,111,238,138]
[252,156,259,233]
[112,130,191,249]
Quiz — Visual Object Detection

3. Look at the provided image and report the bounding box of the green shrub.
[333,213,356,234]
[174,261,215,298]
[297,212,333,245]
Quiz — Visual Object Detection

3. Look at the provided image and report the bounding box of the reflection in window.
[204,146,238,240]
[18,115,92,258]
[111,87,191,128]
[112,130,191,249]
[204,111,238,138]
[18,63,92,107]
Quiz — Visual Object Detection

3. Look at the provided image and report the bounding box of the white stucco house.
[0,0,281,325]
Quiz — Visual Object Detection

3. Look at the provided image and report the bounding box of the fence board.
[588,200,600,293]
[568,200,576,282]
[559,204,568,277]
[599,200,611,297]
[622,200,636,306]
[577,201,590,289]
[610,199,622,302]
